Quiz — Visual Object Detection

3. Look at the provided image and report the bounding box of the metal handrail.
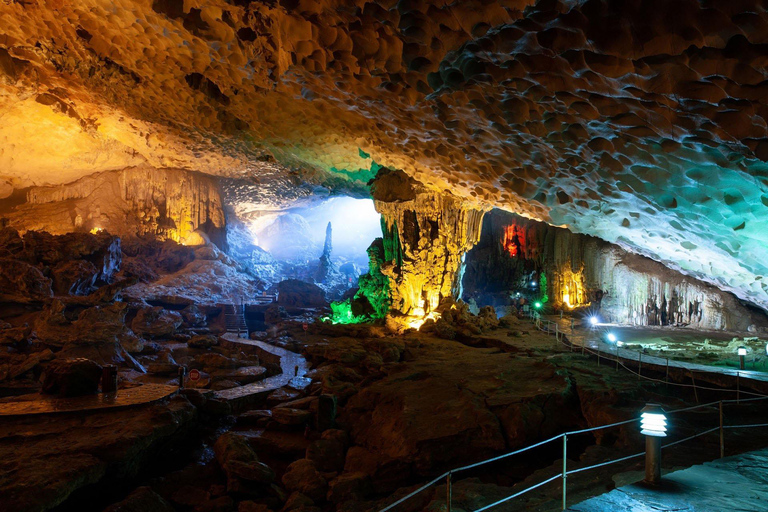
[376,313,768,512]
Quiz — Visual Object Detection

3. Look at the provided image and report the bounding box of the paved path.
[567,447,768,511]
[535,315,768,392]
[215,334,311,407]
[0,383,177,417]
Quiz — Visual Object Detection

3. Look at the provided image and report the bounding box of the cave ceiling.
[2,0,768,309]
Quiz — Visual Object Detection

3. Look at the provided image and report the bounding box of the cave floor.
[5,315,768,512]
[288,316,768,512]
[544,315,768,376]
[566,447,768,512]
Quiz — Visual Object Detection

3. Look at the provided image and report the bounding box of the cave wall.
[464,210,768,332]
[0,166,227,248]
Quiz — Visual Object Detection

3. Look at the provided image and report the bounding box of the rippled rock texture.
[2,0,768,311]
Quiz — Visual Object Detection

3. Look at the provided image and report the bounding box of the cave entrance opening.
[230,196,382,304]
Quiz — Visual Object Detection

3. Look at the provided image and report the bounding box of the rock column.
[370,169,488,321]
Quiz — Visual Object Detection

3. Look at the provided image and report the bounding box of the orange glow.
[557,269,589,308]
[502,224,525,257]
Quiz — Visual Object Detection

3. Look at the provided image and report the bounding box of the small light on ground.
[640,404,667,437]
[589,316,599,326]
[607,333,617,342]
[737,346,747,356]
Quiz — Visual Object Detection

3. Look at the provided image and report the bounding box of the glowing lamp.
[589,316,599,326]
[738,346,747,370]
[534,302,542,309]
[607,333,617,342]
[640,404,667,437]
[641,403,666,485]
[765,343,768,356]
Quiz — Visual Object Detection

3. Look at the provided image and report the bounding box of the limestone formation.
[371,169,488,322]
[2,167,227,248]
[3,0,768,310]
[464,211,768,331]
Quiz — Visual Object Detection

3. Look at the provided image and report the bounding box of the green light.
[534,302,542,309]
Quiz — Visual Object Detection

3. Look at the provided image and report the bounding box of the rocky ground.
[3,230,768,512]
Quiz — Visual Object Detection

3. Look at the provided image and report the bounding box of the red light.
[503,225,525,258]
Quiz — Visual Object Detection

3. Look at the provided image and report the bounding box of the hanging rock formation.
[464,211,768,332]
[371,169,488,322]
[0,166,226,247]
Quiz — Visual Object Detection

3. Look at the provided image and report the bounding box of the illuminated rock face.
[1,167,226,247]
[372,170,487,318]
[2,1,768,309]
[465,212,768,331]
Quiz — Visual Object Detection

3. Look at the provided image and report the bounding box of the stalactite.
[371,170,488,320]
[5,166,226,247]
[463,211,768,331]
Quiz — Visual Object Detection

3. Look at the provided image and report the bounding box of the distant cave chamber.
[462,210,768,331]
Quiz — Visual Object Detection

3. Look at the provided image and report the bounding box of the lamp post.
[738,346,747,370]
[641,403,667,485]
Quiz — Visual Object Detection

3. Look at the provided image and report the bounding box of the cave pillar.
[371,170,489,321]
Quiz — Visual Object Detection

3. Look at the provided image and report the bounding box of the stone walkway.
[0,383,177,417]
[537,315,768,393]
[567,447,768,511]
[215,334,311,408]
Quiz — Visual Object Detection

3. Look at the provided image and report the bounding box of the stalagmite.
[370,169,488,326]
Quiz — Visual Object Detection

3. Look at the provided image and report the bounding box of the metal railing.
[530,312,768,401]
[377,314,768,512]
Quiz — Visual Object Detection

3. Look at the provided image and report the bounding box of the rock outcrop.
[371,169,488,321]
[2,167,226,248]
[464,210,768,331]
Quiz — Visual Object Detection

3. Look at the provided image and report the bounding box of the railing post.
[562,434,567,511]
[736,372,740,404]
[616,344,620,371]
[665,357,669,384]
[597,343,601,366]
[446,471,452,512]
[719,401,724,459]
[638,351,642,379]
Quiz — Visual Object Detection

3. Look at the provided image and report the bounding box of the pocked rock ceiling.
[1,0,768,310]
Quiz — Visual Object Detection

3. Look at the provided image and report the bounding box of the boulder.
[305,437,346,472]
[0,349,55,381]
[131,307,183,338]
[226,460,276,484]
[182,304,208,327]
[276,280,327,308]
[188,334,219,349]
[214,432,259,468]
[41,358,102,397]
[103,486,176,512]
[0,258,53,299]
[214,432,276,492]
[272,408,312,426]
[51,259,99,296]
[281,492,313,512]
[238,502,272,512]
[327,473,373,504]
[281,459,327,502]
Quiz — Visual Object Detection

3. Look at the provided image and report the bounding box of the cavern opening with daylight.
[4,1,768,511]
